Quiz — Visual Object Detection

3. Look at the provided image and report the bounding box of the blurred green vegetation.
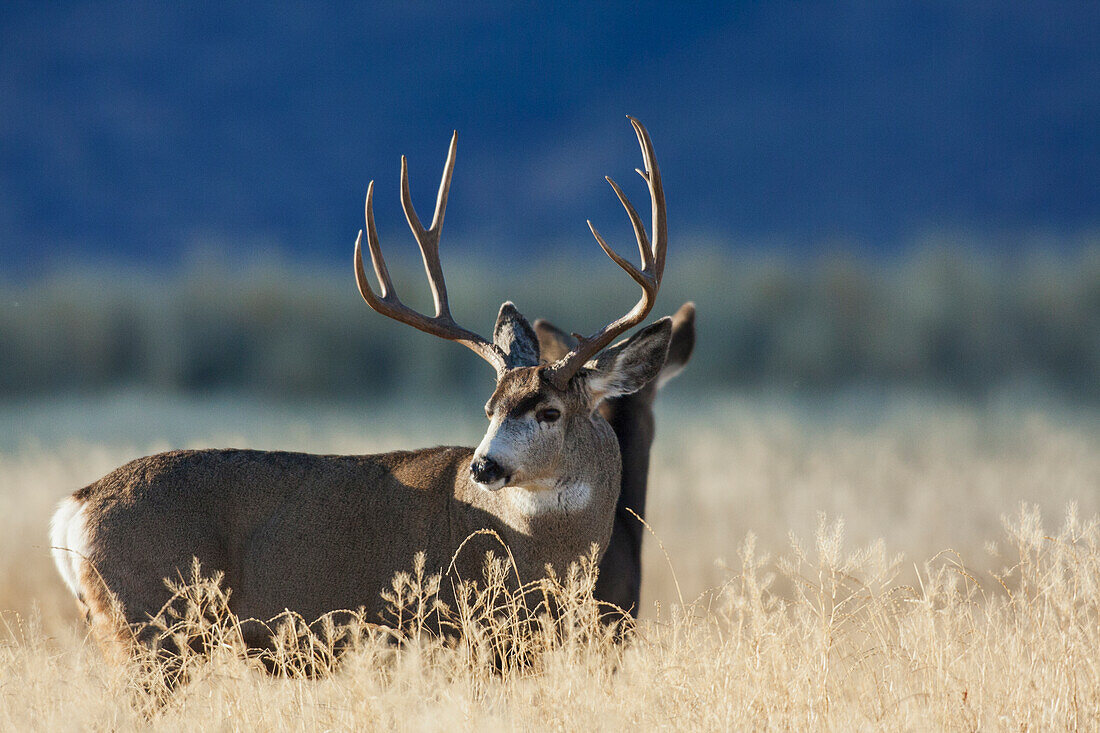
[2,245,1098,401]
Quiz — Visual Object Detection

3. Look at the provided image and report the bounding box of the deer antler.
[545,116,667,389]
[354,132,507,373]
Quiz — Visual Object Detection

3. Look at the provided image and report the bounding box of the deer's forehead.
[487,368,545,410]
[487,368,587,417]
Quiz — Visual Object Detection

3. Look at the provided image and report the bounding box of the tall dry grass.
[1,393,1098,729]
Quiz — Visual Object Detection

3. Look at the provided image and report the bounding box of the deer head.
[354,117,669,496]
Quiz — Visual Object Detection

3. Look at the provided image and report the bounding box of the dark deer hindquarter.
[594,391,656,619]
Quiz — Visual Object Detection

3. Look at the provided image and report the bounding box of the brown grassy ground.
[1,393,1098,729]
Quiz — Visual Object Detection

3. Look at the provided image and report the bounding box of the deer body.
[56,437,619,641]
[51,118,671,656]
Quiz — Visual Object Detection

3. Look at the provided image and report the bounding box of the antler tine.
[354,134,506,374]
[401,131,457,319]
[547,117,667,389]
[604,176,652,272]
[358,181,397,299]
[630,115,667,279]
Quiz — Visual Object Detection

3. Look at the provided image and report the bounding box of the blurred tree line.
[2,245,1098,401]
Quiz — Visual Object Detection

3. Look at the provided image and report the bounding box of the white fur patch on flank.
[50,496,90,599]
[507,480,593,516]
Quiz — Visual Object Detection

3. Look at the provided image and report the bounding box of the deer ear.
[585,318,672,405]
[533,319,577,363]
[656,302,695,388]
[493,302,540,369]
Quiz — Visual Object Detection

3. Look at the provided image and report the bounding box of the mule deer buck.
[50,118,671,658]
[536,301,695,621]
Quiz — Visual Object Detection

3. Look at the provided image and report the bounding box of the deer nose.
[470,456,507,486]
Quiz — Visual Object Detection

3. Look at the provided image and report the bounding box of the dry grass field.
[1,392,1098,729]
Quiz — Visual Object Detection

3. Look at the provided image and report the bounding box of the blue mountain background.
[2,2,1098,275]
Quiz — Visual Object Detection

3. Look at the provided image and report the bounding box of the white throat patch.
[507,479,593,516]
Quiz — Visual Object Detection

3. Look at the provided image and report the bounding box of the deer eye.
[535,407,561,423]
